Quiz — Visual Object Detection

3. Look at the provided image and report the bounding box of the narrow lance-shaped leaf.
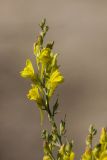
[52,98,59,116]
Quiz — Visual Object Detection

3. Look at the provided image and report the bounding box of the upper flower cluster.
[20,19,64,121]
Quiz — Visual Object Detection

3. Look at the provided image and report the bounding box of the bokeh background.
[0,0,107,160]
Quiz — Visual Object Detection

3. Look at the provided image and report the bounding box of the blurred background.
[0,0,107,160]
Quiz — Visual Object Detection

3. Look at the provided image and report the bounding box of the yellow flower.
[27,84,44,124]
[36,47,53,77]
[46,69,64,97]
[47,53,58,73]
[100,128,107,144]
[39,48,52,64]
[102,157,107,160]
[70,152,75,160]
[20,59,35,79]
[100,151,107,160]
[59,144,75,160]
[43,155,52,160]
[63,155,69,160]
[27,84,42,105]
[63,152,75,160]
[92,144,101,158]
[81,149,92,160]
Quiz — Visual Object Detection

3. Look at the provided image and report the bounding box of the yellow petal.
[70,152,75,160]
[43,155,52,160]
[39,48,52,64]
[27,84,42,105]
[46,69,64,97]
[20,59,35,79]
[100,128,107,144]
[100,151,107,160]
[49,70,64,83]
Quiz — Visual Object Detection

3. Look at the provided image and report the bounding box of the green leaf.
[53,98,59,116]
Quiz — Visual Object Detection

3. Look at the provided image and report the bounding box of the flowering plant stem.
[20,19,107,160]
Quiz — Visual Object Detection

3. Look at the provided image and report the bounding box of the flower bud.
[65,142,72,153]
[59,144,65,155]
[41,130,49,140]
[43,142,51,154]
[52,134,57,142]
[60,120,65,135]
[39,18,46,30]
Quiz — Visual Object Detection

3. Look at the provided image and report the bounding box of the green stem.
[45,91,62,146]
